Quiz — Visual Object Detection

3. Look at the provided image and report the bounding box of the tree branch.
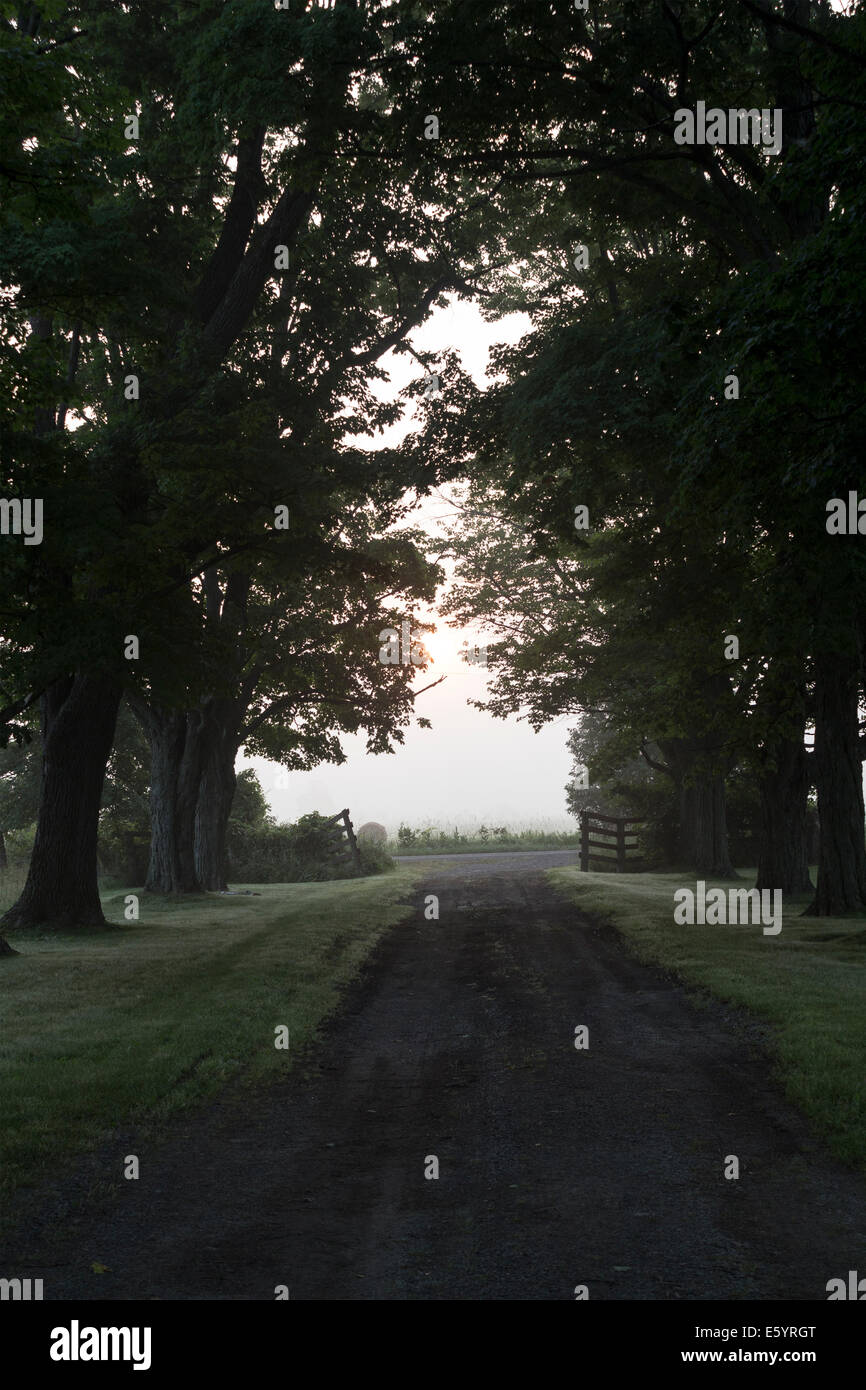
[739,0,866,70]
[192,128,267,327]
[639,739,674,778]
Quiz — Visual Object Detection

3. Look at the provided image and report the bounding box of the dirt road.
[8,852,866,1300]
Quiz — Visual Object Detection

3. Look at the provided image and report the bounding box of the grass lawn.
[550,866,866,1170]
[0,871,419,1205]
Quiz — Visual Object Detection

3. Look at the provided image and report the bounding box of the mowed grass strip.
[550,867,866,1170]
[0,872,418,1200]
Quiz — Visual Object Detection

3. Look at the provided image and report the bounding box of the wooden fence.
[579,811,648,873]
[321,809,363,875]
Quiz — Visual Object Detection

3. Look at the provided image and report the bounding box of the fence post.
[616,819,628,873]
[580,813,589,872]
[341,809,362,873]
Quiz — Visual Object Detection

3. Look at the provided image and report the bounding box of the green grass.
[550,866,866,1170]
[0,871,419,1206]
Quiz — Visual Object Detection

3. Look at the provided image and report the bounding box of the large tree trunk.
[194,705,240,891]
[754,667,813,895]
[756,733,813,895]
[679,774,738,879]
[1,674,122,930]
[806,647,866,915]
[144,710,184,894]
[142,707,206,894]
[660,737,737,878]
[193,568,249,892]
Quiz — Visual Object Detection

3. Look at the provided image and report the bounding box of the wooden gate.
[579,811,648,873]
[322,809,362,874]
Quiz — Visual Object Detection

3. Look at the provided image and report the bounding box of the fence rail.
[322,809,362,874]
[579,811,649,873]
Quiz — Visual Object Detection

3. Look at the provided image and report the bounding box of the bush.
[724,769,763,868]
[2,825,35,865]
[604,781,678,870]
[358,840,395,875]
[227,812,392,882]
[97,819,150,885]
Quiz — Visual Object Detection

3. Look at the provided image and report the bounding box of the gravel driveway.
[6,851,866,1300]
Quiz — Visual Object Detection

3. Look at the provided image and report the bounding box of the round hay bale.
[357,821,387,845]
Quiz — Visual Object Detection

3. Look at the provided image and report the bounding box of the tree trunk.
[144,710,183,893]
[194,730,238,892]
[806,648,866,915]
[754,666,813,895]
[143,708,206,894]
[1,674,122,930]
[660,737,737,878]
[756,734,813,894]
[1,821,15,948]
[175,713,204,892]
[679,773,738,879]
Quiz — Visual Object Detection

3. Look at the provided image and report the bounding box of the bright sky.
[241,298,581,834]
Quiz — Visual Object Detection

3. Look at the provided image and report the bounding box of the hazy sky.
[241,298,581,834]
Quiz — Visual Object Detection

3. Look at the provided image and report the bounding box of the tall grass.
[390,822,579,855]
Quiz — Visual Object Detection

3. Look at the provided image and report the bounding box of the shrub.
[358,840,395,875]
[724,769,763,868]
[227,812,392,882]
[97,819,150,885]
